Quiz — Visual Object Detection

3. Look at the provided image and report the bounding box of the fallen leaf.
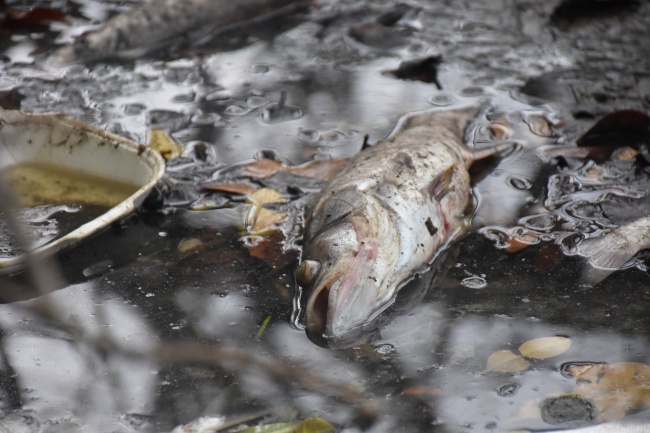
[203,182,257,195]
[518,336,571,359]
[178,237,202,254]
[296,418,334,433]
[238,418,334,433]
[239,422,299,433]
[485,350,531,373]
[570,362,650,421]
[242,158,347,181]
[527,116,552,138]
[247,187,286,206]
[389,56,442,89]
[402,386,445,398]
[1,7,67,31]
[242,159,284,179]
[505,231,540,253]
[488,119,513,140]
[149,127,182,160]
[613,146,638,161]
[249,208,288,236]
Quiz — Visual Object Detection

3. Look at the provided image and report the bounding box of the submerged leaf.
[149,127,183,160]
[242,158,347,181]
[296,418,334,433]
[247,188,286,206]
[485,350,530,373]
[178,237,202,253]
[238,418,333,433]
[249,208,288,236]
[571,362,650,421]
[518,336,571,359]
[239,422,299,433]
[203,182,257,196]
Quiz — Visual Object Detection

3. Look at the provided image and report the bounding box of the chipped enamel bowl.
[0,110,165,274]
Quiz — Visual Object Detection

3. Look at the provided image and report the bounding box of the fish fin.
[427,166,454,200]
[577,234,636,271]
[464,142,515,167]
[390,101,489,138]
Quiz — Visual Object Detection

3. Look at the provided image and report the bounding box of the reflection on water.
[0,0,649,431]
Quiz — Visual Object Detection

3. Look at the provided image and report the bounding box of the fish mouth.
[303,254,390,348]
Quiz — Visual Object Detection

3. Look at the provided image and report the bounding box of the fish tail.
[390,101,489,138]
[464,141,515,167]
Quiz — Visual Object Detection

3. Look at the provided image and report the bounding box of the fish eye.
[296,260,321,286]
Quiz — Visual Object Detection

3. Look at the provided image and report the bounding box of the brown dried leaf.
[527,116,552,138]
[242,159,284,179]
[242,158,348,181]
[572,362,650,421]
[203,182,257,195]
[485,350,531,373]
[505,231,540,253]
[489,119,513,140]
[2,7,67,31]
[518,336,571,359]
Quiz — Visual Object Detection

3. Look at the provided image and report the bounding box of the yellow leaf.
[518,336,571,360]
[296,418,334,433]
[149,127,183,160]
[250,208,287,236]
[486,350,531,373]
[237,418,333,433]
[247,187,286,206]
[177,237,202,253]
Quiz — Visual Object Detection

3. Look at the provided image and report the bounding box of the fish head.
[298,193,399,347]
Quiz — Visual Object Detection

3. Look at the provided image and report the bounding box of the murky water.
[0,0,649,432]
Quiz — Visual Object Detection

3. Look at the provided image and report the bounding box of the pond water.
[0,0,649,432]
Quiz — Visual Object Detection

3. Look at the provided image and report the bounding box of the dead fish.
[47,0,301,64]
[297,104,511,347]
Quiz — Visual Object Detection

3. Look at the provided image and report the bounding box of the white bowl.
[0,110,165,274]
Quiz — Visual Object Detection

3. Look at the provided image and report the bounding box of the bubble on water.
[123,103,146,116]
[428,93,454,106]
[246,96,268,108]
[205,89,232,101]
[506,175,532,190]
[458,86,485,97]
[520,213,557,232]
[191,112,221,126]
[172,91,196,103]
[461,276,487,289]
[225,104,249,115]
[497,383,519,397]
[297,128,320,143]
[375,344,395,356]
[251,64,270,74]
[558,232,583,255]
[146,109,189,131]
[319,130,346,146]
[260,103,303,123]
[480,226,510,248]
